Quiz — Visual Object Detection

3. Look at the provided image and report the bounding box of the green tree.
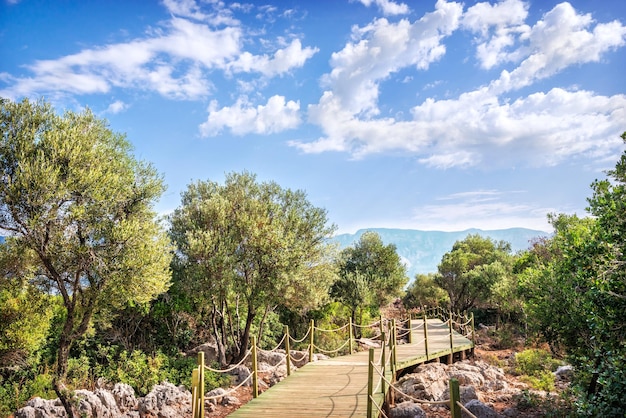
[169,172,336,363]
[435,234,512,312]
[331,231,408,327]
[0,98,172,417]
[517,133,626,415]
[402,273,449,310]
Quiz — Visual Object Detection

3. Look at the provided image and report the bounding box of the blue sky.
[2,0,625,234]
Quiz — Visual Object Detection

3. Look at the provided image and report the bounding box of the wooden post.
[449,378,462,418]
[407,315,413,344]
[197,351,204,417]
[367,348,375,418]
[381,331,386,396]
[470,312,476,357]
[309,319,315,364]
[251,336,259,398]
[349,317,354,355]
[379,314,384,336]
[423,312,429,360]
[284,325,291,376]
[391,319,397,377]
[448,317,454,364]
[191,368,199,418]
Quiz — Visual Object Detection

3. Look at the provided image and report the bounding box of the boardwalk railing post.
[381,331,386,396]
[423,312,429,360]
[391,319,397,377]
[251,336,259,398]
[471,312,476,356]
[284,325,291,376]
[309,319,315,364]
[407,315,412,344]
[449,378,462,418]
[191,368,198,418]
[367,348,375,418]
[448,316,454,365]
[379,314,384,336]
[349,317,354,355]
[197,351,204,417]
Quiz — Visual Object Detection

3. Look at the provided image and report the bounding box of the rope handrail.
[313,337,351,354]
[353,320,381,329]
[366,332,383,341]
[204,370,255,400]
[452,316,473,328]
[396,329,411,339]
[258,355,287,372]
[258,333,287,353]
[368,395,389,418]
[314,322,350,332]
[204,349,251,373]
[288,327,311,343]
[288,349,309,362]
[458,401,478,418]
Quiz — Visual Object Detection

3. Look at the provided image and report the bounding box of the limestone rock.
[138,382,192,418]
[389,401,427,418]
[395,363,449,402]
[463,399,500,418]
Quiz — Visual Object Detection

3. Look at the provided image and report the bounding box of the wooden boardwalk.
[229,318,473,417]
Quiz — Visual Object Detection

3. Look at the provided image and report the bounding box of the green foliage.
[515,389,576,416]
[0,97,172,415]
[402,273,449,309]
[514,348,561,392]
[517,133,626,416]
[435,234,513,312]
[169,171,337,363]
[515,348,561,376]
[331,231,407,326]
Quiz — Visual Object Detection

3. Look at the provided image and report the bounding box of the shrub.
[515,348,561,376]
[514,348,561,392]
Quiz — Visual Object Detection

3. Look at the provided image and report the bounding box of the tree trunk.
[54,331,77,417]
[235,307,256,363]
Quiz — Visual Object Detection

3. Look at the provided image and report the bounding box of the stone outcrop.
[14,382,192,418]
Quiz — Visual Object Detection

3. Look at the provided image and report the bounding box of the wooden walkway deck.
[229,318,473,417]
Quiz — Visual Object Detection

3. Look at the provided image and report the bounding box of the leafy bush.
[513,348,561,392]
[515,348,561,376]
[0,367,56,417]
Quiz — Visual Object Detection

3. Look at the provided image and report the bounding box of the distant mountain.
[331,228,549,279]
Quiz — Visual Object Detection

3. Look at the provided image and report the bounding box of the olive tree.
[331,231,408,327]
[435,234,512,312]
[0,98,172,417]
[169,172,336,363]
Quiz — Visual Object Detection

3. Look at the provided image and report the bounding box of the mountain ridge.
[331,227,549,279]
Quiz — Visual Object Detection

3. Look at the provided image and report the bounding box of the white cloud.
[228,39,319,77]
[0,4,317,101]
[356,0,410,16]
[105,100,128,114]
[292,1,626,170]
[462,0,530,69]
[200,95,301,136]
[409,190,553,232]
[320,1,463,116]
[489,3,626,92]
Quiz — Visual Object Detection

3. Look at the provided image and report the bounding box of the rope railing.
[204,370,255,401]
[313,337,351,354]
[258,333,287,352]
[191,308,475,418]
[203,350,251,373]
